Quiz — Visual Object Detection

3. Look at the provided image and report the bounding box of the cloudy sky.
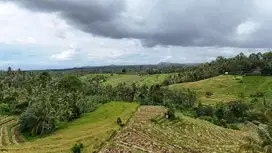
[0,0,271,70]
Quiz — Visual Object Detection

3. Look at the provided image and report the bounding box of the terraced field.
[103,74,173,86]
[168,75,272,105]
[82,73,173,86]
[0,116,24,147]
[101,106,250,153]
[0,102,139,153]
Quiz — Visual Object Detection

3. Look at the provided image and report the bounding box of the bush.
[250,97,259,105]
[228,124,240,130]
[238,80,243,83]
[165,108,176,120]
[215,104,225,120]
[71,143,84,153]
[195,105,214,117]
[0,103,9,113]
[219,119,227,128]
[116,117,124,126]
[250,91,265,98]
[150,118,159,124]
[226,101,248,119]
[198,116,214,122]
[205,91,213,98]
[238,92,245,99]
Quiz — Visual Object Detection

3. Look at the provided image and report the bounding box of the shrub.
[198,116,214,122]
[150,118,159,124]
[228,124,240,130]
[238,92,245,99]
[205,91,213,98]
[215,104,225,120]
[227,101,248,119]
[116,117,124,126]
[238,80,243,83]
[165,108,176,120]
[250,97,259,105]
[0,103,9,113]
[195,105,214,117]
[162,79,170,86]
[250,92,265,98]
[219,119,228,128]
[71,143,84,153]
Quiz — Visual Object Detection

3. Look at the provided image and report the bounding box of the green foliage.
[116,117,124,126]
[205,91,213,98]
[250,91,265,98]
[198,116,214,122]
[215,103,225,120]
[238,92,245,99]
[71,143,84,153]
[165,108,176,120]
[19,103,57,136]
[0,103,9,113]
[58,75,82,92]
[228,124,239,130]
[195,105,214,117]
[77,95,109,114]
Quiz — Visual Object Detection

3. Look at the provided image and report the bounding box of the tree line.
[163,51,272,85]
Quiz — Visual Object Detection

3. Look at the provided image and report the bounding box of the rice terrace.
[1,1,272,153]
[0,51,270,153]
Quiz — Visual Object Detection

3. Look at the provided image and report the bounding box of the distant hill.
[32,63,201,73]
[158,62,182,66]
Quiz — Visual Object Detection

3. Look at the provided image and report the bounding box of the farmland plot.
[101,106,250,153]
[0,102,139,153]
[0,116,24,147]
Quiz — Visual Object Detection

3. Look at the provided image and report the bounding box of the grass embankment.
[0,102,139,153]
[168,75,272,105]
[101,105,249,153]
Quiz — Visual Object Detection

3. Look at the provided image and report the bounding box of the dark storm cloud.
[4,0,272,48]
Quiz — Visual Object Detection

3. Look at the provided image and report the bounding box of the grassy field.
[0,102,139,153]
[101,105,250,153]
[168,75,272,105]
[103,74,172,86]
[81,73,172,86]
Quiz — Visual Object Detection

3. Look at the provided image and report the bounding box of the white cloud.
[236,21,259,36]
[50,44,77,61]
[0,1,270,69]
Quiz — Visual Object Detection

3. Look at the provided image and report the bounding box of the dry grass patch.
[101,106,252,153]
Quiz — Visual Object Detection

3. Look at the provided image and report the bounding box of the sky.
[0,0,271,70]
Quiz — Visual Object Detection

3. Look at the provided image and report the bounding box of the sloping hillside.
[101,106,249,153]
[0,102,139,153]
[103,74,173,86]
[168,75,272,104]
